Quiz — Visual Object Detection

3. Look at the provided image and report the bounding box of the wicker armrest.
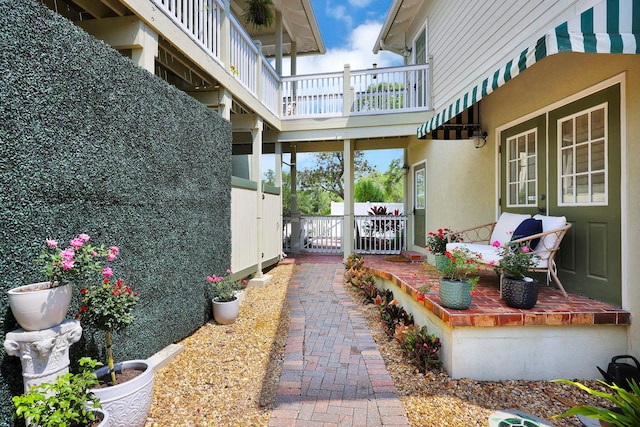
[507,223,571,257]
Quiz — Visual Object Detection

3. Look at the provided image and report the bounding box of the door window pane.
[414,168,425,209]
[506,129,537,207]
[558,104,608,206]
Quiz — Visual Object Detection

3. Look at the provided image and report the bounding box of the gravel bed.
[146,263,609,426]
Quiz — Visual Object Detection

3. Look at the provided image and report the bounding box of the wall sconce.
[401,163,410,174]
[402,46,412,57]
[472,129,488,149]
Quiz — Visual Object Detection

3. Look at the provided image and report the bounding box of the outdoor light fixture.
[402,45,412,57]
[472,129,488,149]
[402,163,411,174]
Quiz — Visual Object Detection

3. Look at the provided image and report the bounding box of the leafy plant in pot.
[77,270,153,427]
[425,228,460,270]
[244,0,274,28]
[12,357,109,427]
[207,269,246,325]
[436,247,482,310]
[493,240,539,309]
[8,234,118,331]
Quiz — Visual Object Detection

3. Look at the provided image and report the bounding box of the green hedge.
[0,0,232,422]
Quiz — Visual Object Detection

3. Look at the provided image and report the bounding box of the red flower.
[80,306,87,312]
[80,288,87,294]
[417,294,426,302]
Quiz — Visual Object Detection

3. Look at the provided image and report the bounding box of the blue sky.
[264,0,403,176]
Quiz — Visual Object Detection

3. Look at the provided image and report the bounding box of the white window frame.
[506,128,538,208]
[412,20,428,65]
[557,102,608,207]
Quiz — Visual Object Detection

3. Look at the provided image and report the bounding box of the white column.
[343,139,355,260]
[130,22,158,73]
[248,117,272,287]
[219,89,232,121]
[275,10,283,76]
[343,64,352,117]
[290,144,300,253]
[4,320,83,393]
[220,0,231,67]
[275,142,283,257]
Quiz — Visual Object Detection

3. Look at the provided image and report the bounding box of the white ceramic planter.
[91,407,110,427]
[7,282,72,331]
[91,360,154,427]
[212,297,239,325]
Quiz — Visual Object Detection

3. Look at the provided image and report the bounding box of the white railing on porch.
[301,216,343,254]
[152,0,222,63]
[282,215,407,255]
[354,215,407,254]
[150,0,431,120]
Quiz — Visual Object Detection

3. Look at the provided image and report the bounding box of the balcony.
[151,0,431,122]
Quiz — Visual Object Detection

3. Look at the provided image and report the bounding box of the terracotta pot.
[212,297,239,324]
[7,282,72,331]
[91,360,154,427]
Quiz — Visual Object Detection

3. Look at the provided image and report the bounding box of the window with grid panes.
[506,130,537,207]
[558,104,607,205]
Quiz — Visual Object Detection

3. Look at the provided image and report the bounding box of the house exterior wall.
[480,52,640,351]
[417,0,606,113]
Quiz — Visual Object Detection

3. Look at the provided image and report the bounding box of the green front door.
[500,85,622,304]
[413,162,426,248]
[549,85,621,305]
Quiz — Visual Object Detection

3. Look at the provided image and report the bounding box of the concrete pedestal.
[3,320,82,393]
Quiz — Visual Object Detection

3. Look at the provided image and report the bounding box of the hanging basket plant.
[244,0,275,28]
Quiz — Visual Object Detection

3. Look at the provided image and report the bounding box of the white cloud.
[349,0,374,8]
[326,4,353,28]
[281,21,402,76]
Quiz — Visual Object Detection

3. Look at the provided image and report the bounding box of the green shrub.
[398,325,442,373]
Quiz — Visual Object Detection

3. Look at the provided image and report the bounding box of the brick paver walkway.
[269,261,410,427]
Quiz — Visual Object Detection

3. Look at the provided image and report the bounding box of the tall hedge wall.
[0,0,232,422]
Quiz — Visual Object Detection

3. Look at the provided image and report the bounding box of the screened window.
[558,104,607,205]
[506,129,537,207]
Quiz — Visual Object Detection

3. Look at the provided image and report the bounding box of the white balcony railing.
[151,0,431,120]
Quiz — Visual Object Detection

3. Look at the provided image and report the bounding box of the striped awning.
[417,0,640,139]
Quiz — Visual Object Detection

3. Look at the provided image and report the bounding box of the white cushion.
[446,242,503,266]
[533,214,567,259]
[489,212,531,246]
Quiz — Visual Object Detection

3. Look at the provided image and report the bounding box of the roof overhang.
[417,0,640,139]
[233,0,325,58]
[373,0,423,55]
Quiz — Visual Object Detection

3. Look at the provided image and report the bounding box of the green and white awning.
[417,0,640,139]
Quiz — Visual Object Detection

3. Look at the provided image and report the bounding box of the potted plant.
[493,240,539,309]
[8,234,117,331]
[207,269,245,325]
[426,228,460,271]
[243,0,274,28]
[77,272,153,427]
[436,247,482,310]
[552,379,640,426]
[12,357,109,427]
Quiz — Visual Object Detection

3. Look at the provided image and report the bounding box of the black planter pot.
[502,277,538,309]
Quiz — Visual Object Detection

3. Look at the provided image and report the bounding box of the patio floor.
[284,252,630,328]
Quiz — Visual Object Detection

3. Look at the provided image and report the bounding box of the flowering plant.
[437,247,482,288]
[207,270,246,302]
[78,271,138,386]
[36,233,118,288]
[425,228,460,255]
[492,240,538,279]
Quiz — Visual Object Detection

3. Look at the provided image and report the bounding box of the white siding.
[417,0,603,112]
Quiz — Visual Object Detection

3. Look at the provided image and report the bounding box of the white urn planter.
[91,359,154,427]
[91,407,110,427]
[7,282,72,331]
[212,297,239,325]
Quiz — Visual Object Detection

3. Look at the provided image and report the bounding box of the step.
[400,250,423,262]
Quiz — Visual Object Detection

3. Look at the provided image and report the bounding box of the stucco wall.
[411,51,639,351]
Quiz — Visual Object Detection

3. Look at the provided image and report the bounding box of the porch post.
[275,142,283,257]
[220,0,230,67]
[275,10,283,76]
[290,144,301,253]
[343,139,354,261]
[248,117,271,287]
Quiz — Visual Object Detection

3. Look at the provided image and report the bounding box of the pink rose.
[78,233,90,242]
[103,267,113,278]
[492,240,501,247]
[206,276,214,283]
[107,253,117,262]
[61,259,74,270]
[110,246,119,256]
[522,246,530,253]
[91,251,98,257]
[46,239,58,248]
[70,238,84,249]
[60,248,75,260]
